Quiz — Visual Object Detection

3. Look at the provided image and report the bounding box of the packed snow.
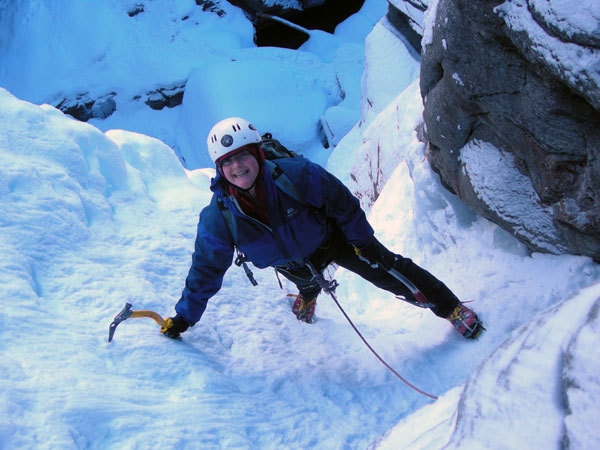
[1,1,599,449]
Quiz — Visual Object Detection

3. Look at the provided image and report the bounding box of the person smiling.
[161,117,484,340]
[220,147,259,190]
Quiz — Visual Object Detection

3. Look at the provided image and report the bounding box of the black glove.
[160,314,189,339]
[355,239,395,271]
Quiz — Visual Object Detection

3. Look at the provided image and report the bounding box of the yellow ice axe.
[107,302,166,342]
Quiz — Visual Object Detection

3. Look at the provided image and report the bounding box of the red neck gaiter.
[228,176,270,226]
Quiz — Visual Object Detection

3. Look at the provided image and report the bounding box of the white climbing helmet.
[206,117,261,163]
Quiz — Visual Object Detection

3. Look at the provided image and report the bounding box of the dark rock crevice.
[248,0,365,49]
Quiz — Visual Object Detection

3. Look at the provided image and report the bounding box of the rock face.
[56,92,116,121]
[55,83,186,121]
[144,83,186,111]
[418,0,600,261]
[228,0,313,18]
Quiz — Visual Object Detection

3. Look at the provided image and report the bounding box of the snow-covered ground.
[1,1,598,448]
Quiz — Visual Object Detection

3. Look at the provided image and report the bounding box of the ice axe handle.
[130,310,166,327]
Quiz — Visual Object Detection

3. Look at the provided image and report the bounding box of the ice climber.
[161,117,484,340]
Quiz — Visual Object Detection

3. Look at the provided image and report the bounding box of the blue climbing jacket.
[175,156,374,325]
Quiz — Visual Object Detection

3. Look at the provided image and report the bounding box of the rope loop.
[306,262,438,400]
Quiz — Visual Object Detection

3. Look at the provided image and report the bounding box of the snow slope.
[1,0,599,448]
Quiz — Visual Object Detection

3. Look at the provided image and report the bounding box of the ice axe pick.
[107,302,166,343]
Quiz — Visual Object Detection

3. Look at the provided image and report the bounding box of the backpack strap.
[217,198,258,286]
[264,160,302,204]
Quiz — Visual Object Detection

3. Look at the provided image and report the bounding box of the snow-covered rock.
[419,0,600,260]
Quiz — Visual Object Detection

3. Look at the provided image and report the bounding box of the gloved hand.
[355,239,395,270]
[160,314,189,339]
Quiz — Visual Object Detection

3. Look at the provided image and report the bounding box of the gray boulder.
[418,0,600,261]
